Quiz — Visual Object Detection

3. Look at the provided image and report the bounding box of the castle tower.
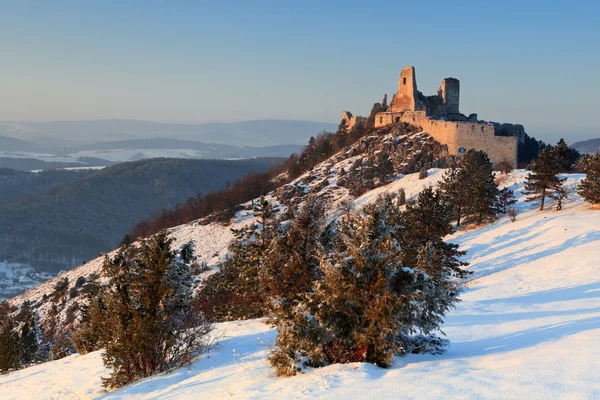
[389,66,423,112]
[438,78,460,114]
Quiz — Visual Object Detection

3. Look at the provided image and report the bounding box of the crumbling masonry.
[342,66,523,167]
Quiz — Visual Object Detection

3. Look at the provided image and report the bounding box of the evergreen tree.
[101,232,212,389]
[18,312,39,366]
[578,153,600,204]
[199,197,279,320]
[0,303,19,374]
[441,150,500,226]
[73,281,109,355]
[263,197,326,375]
[268,193,469,376]
[439,167,468,226]
[376,153,395,183]
[551,138,578,173]
[396,187,469,279]
[337,119,349,136]
[349,121,365,143]
[461,150,500,225]
[336,119,349,149]
[524,148,566,211]
[496,187,517,213]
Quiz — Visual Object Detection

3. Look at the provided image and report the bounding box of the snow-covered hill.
[2,169,599,399]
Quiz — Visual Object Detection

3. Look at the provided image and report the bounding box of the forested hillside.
[0,158,281,276]
[0,169,95,204]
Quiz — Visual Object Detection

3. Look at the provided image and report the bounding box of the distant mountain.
[0,119,337,147]
[0,157,282,275]
[0,135,42,152]
[0,138,301,170]
[571,138,600,154]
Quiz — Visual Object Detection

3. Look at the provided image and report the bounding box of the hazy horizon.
[1,1,599,144]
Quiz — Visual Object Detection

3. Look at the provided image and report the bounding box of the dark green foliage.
[197,198,279,321]
[497,188,517,213]
[377,153,396,182]
[99,232,212,389]
[19,314,39,366]
[263,198,326,375]
[462,151,500,224]
[0,302,20,374]
[439,167,467,226]
[0,301,43,373]
[551,138,580,173]
[267,191,469,376]
[336,119,349,148]
[578,154,600,204]
[524,148,566,211]
[396,188,469,278]
[441,150,500,226]
[518,134,547,166]
[73,284,108,355]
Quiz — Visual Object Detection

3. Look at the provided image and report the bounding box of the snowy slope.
[8,130,442,316]
[2,171,599,399]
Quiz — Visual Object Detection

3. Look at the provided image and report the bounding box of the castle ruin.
[342,66,523,167]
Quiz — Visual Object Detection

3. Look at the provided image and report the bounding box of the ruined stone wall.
[388,66,423,112]
[374,111,518,167]
[438,78,460,114]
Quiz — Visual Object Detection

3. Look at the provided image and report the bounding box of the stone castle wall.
[375,111,518,167]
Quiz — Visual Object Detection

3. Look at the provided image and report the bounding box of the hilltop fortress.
[342,66,524,167]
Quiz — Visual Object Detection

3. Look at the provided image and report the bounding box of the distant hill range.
[571,138,600,154]
[0,119,337,170]
[0,157,282,276]
[0,119,337,147]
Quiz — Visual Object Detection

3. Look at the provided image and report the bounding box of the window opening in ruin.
[380,117,383,124]
[395,117,400,123]
[403,77,407,85]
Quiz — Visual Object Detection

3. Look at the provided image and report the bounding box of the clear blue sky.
[1,0,598,142]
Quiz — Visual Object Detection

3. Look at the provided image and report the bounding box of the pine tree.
[101,232,212,389]
[376,152,395,183]
[18,312,39,366]
[496,187,517,213]
[336,119,349,149]
[264,197,326,375]
[578,153,600,204]
[268,193,469,375]
[439,167,467,226]
[396,187,469,279]
[0,303,19,374]
[337,119,349,136]
[551,138,577,173]
[461,150,500,224]
[199,197,279,320]
[349,121,365,143]
[524,148,566,211]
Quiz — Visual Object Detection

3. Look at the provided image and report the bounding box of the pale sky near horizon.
[1,1,599,143]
